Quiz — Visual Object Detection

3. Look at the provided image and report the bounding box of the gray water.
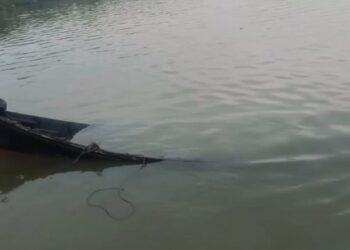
[1,0,350,249]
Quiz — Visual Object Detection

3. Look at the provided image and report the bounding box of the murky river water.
[1,0,350,249]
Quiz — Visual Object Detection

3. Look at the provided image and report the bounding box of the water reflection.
[0,149,126,195]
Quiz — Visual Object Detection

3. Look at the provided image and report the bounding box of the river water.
[1,0,350,249]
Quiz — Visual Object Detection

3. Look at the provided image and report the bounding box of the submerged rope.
[86,158,147,221]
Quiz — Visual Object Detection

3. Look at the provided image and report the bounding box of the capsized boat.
[0,99,162,164]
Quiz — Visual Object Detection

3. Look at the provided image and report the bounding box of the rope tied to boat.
[86,157,147,221]
[74,142,101,163]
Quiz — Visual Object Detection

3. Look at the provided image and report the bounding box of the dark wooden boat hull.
[0,111,162,164]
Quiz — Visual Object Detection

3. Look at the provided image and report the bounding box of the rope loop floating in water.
[86,158,147,221]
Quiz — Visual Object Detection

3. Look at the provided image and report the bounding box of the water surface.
[1,0,350,249]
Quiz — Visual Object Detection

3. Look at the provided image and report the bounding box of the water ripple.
[0,0,349,161]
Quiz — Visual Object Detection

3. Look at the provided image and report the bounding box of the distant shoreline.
[0,0,69,9]
[1,0,95,10]
[1,0,37,9]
